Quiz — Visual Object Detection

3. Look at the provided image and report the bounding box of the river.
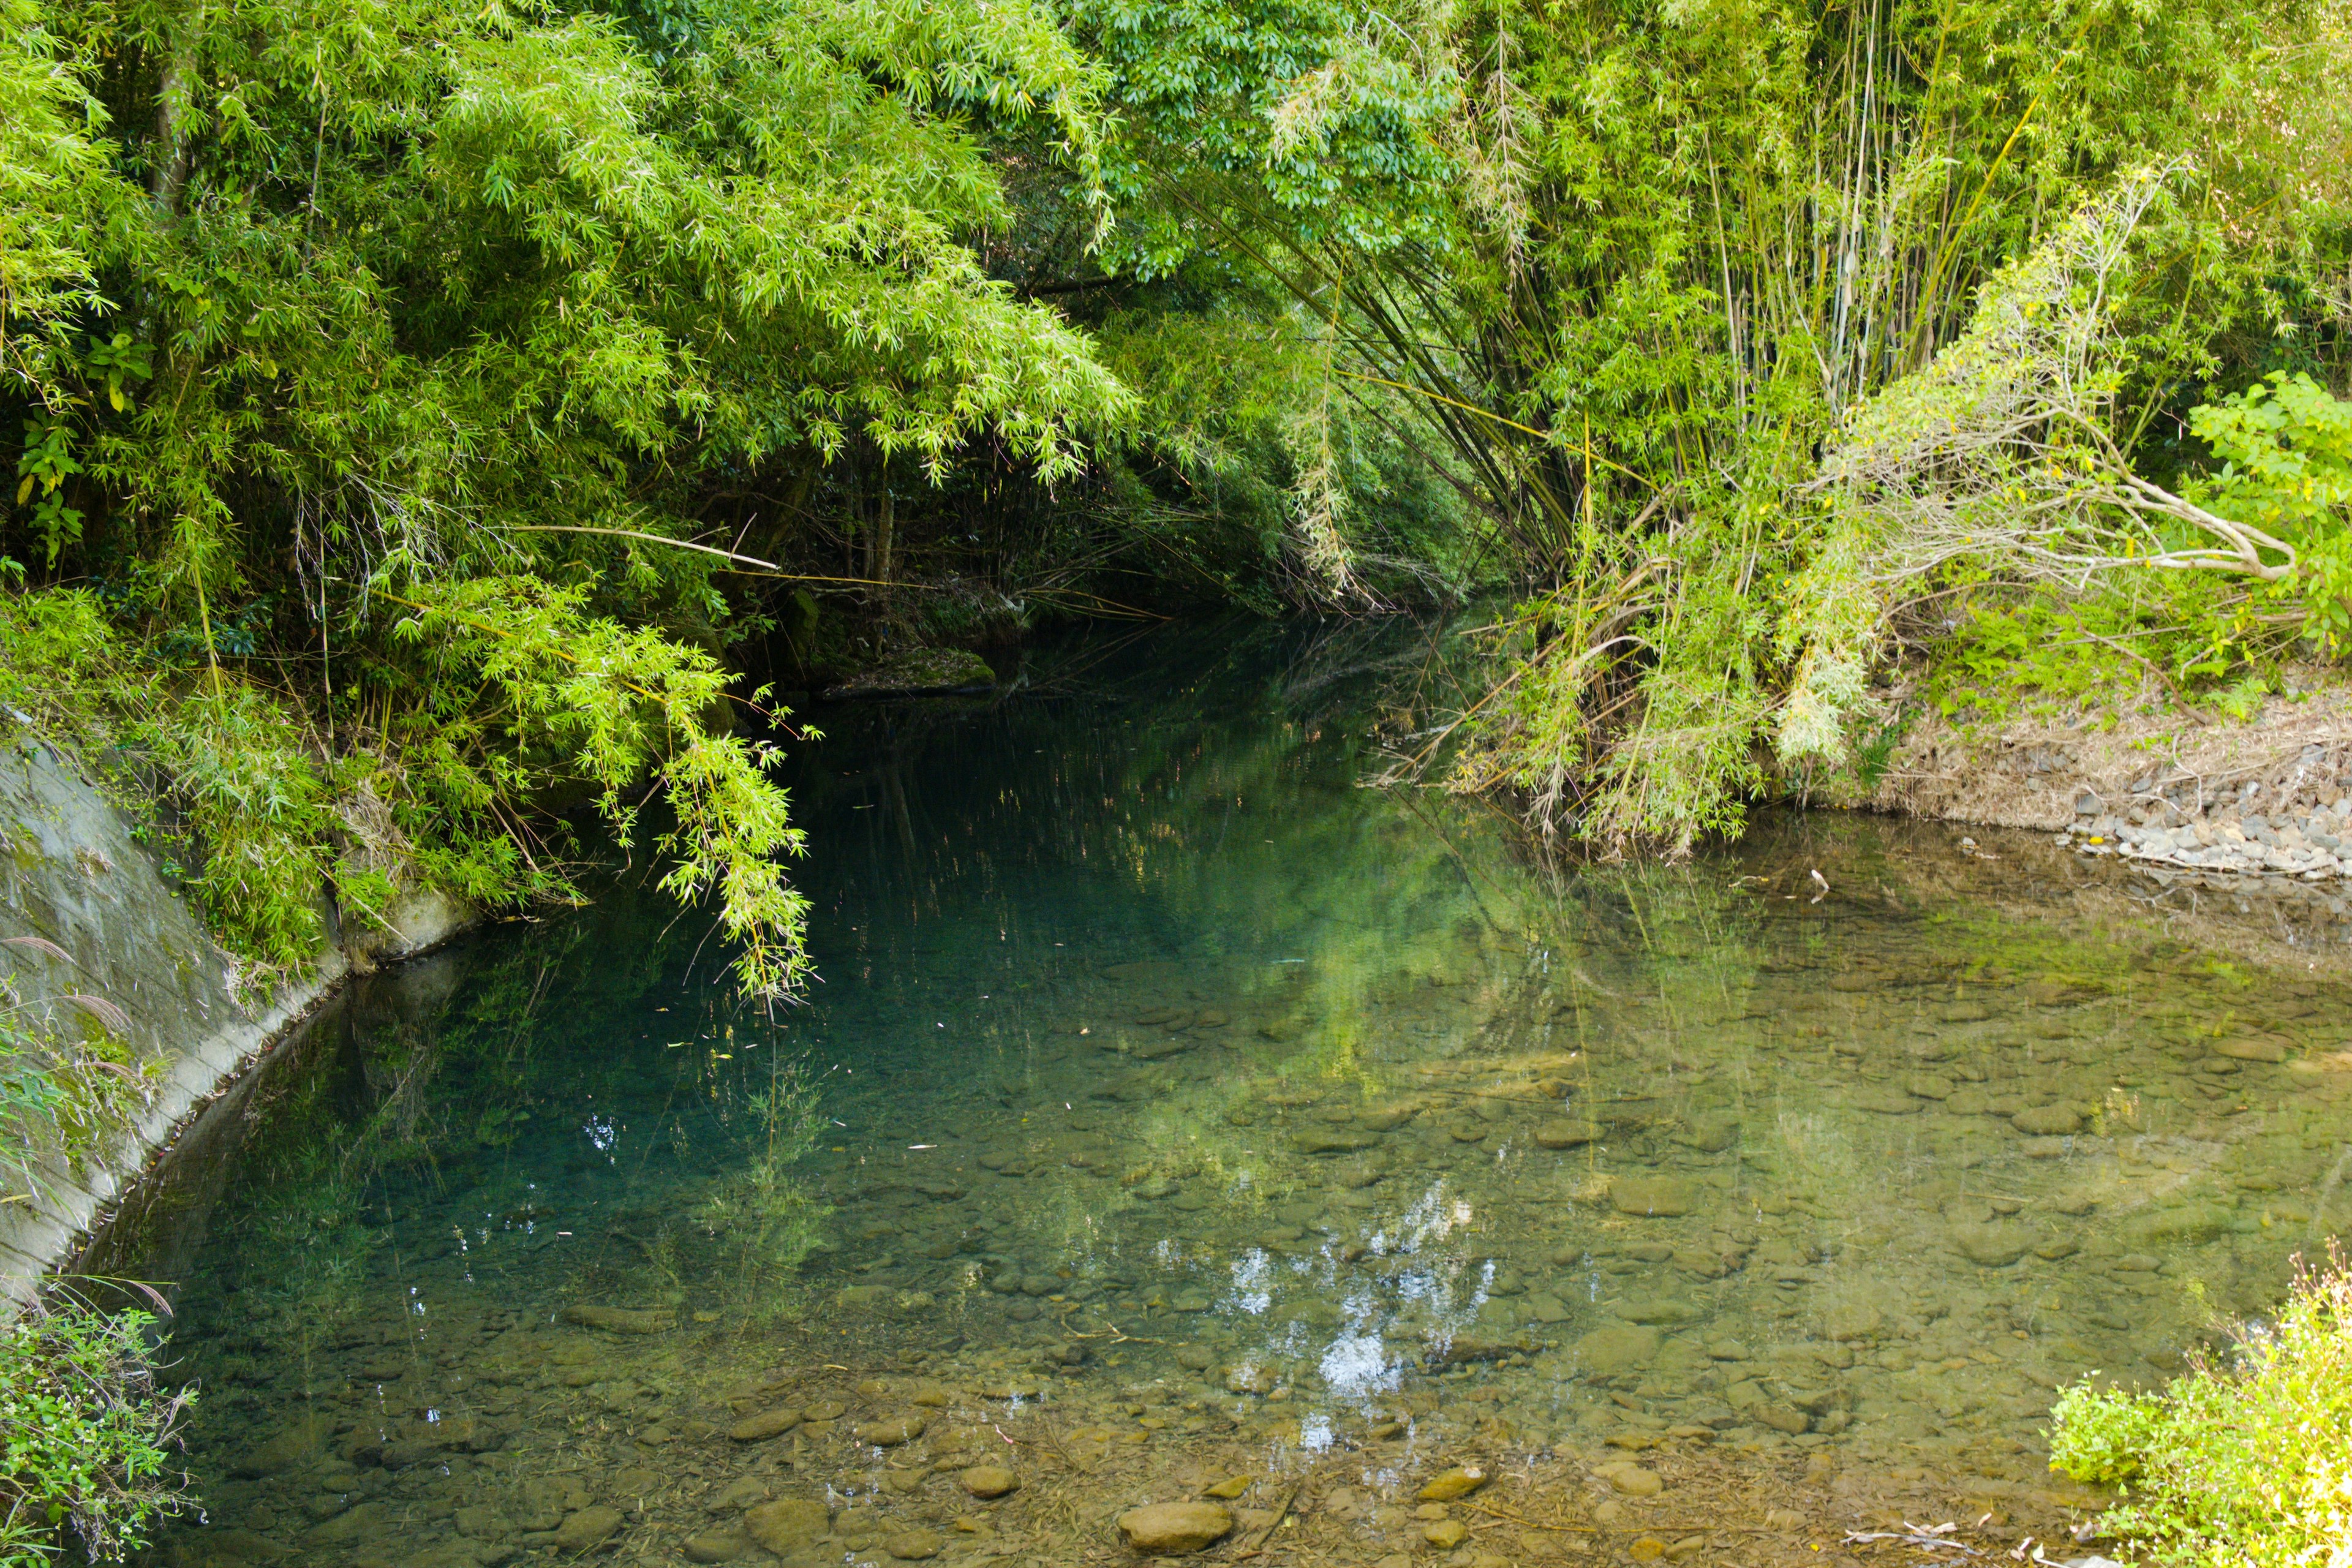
[121,620,2352,1568]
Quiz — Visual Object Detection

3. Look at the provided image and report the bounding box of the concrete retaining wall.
[0,734,469,1304]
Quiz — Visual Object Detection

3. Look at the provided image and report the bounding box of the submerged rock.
[1574,1326,1661,1375]
[1610,1177,1698,1218]
[1115,1502,1234,1555]
[727,1407,802,1441]
[743,1499,832,1554]
[854,1412,928,1447]
[558,1305,673,1335]
[2010,1103,2081,1136]
[551,1507,624,1551]
[959,1465,1018,1498]
[1949,1224,2032,1266]
[827,647,997,698]
[1417,1465,1488,1502]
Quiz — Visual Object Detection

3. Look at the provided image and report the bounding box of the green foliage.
[1,0,1155,997]
[2049,1251,2352,1567]
[2193,372,2352,652]
[0,1298,192,1566]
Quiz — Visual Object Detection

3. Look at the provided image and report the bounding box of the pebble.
[1223,1362,1276,1395]
[885,1528,945,1559]
[1423,1519,1468,1548]
[1949,1224,2032,1267]
[1596,1463,1662,1497]
[1418,1465,1488,1502]
[1574,1326,1661,1374]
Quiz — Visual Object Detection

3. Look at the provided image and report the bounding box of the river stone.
[2011,1104,2082,1136]
[198,1530,289,1563]
[1852,1089,1922,1114]
[1523,1292,1571,1324]
[1610,1177,1698,1218]
[1823,1302,1884,1341]
[1116,1502,1234,1555]
[708,1479,771,1513]
[1359,1105,1417,1131]
[1613,1297,1702,1325]
[728,1407,802,1441]
[1950,1224,2032,1266]
[1574,1325,1661,1374]
[1754,1403,1811,1434]
[802,1400,847,1421]
[1902,1075,1954,1101]
[885,1530,945,1560]
[552,1507,625,1551]
[853,1412,928,1447]
[1418,1464,1488,1502]
[2121,1202,2234,1245]
[234,1414,334,1477]
[454,1507,513,1539]
[1294,1129,1381,1154]
[1536,1120,1597,1149]
[2214,1038,2288,1063]
[1223,1363,1276,1395]
[306,1502,391,1545]
[683,1530,752,1564]
[1596,1463,1662,1496]
[960,1465,1019,1498]
[744,1499,832,1553]
[559,1305,673,1335]
[1423,1520,1468,1549]
[1676,1115,1740,1153]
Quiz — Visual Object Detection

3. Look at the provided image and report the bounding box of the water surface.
[131,622,2352,1568]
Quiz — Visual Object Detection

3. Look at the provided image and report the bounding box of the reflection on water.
[119,622,2352,1568]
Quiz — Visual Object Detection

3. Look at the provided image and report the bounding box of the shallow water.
[125,622,2352,1568]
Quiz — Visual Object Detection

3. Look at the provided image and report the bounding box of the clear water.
[125,622,2352,1568]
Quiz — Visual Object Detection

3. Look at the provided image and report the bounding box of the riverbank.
[1863,668,2352,902]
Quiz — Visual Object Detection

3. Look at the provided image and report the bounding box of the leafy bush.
[0,1297,192,1566]
[2049,1250,2352,1567]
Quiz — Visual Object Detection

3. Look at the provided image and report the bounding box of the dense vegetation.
[8,0,2352,1000]
[2051,1251,2352,1567]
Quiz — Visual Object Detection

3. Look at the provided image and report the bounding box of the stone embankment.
[2058,742,2352,885]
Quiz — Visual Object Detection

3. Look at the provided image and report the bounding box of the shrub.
[2048,1248,2352,1567]
[0,1296,192,1566]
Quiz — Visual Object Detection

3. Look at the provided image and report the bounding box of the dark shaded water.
[122,622,2352,1568]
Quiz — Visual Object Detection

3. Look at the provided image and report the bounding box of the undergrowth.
[0,1294,192,1566]
[2049,1248,2352,1568]
[1918,573,2301,728]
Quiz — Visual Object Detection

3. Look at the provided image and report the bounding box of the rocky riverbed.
[147,913,2352,1568]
